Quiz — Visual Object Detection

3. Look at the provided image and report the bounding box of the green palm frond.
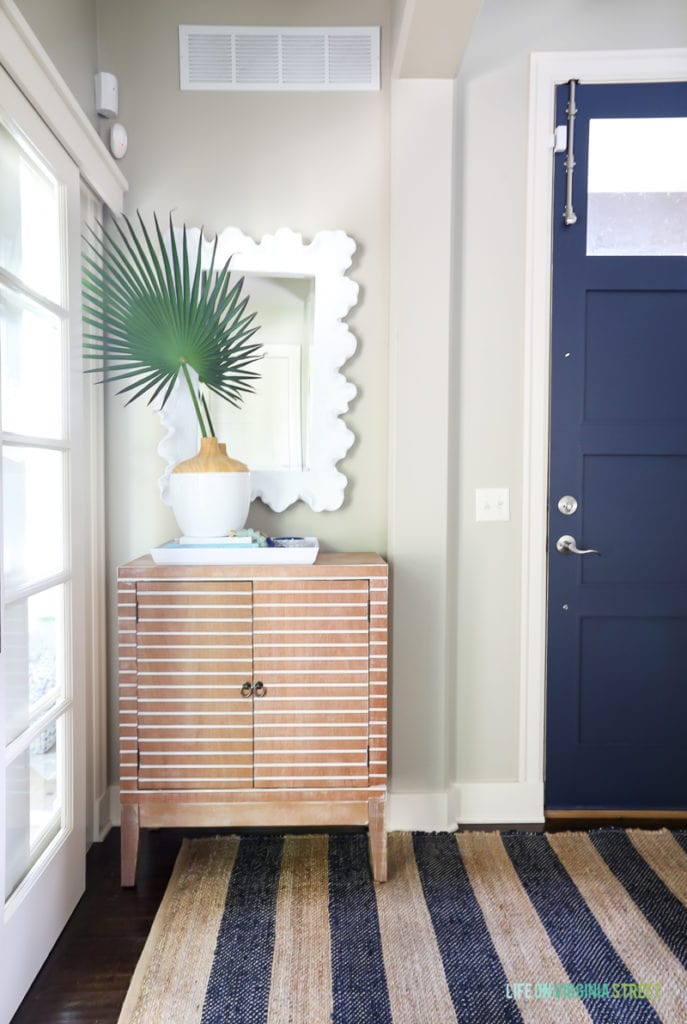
[82,212,262,437]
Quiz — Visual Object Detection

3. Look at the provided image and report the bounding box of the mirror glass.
[156,227,358,512]
[212,272,314,471]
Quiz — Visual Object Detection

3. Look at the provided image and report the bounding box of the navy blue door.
[547,81,687,809]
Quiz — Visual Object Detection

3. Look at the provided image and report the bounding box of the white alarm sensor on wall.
[95,71,118,118]
[110,122,128,160]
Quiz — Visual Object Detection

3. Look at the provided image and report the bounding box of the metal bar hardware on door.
[556,535,600,556]
[563,79,579,226]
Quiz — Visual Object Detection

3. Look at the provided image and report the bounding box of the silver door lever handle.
[556,534,600,556]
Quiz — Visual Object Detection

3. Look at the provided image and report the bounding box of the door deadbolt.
[557,495,578,516]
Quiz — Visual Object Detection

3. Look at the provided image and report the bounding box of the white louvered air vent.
[179,26,380,92]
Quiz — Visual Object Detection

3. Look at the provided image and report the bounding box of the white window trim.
[0,0,126,212]
[520,49,687,813]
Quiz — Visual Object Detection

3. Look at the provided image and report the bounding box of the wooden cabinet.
[118,554,388,883]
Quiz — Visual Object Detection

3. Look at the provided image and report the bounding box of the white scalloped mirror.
[155,227,359,512]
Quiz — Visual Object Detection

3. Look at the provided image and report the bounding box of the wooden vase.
[171,436,247,475]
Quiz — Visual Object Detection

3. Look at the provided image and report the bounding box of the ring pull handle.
[254,680,267,698]
[240,681,253,697]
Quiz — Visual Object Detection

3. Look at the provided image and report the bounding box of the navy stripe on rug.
[673,830,687,855]
[413,832,523,1024]
[502,832,661,1024]
[329,833,393,1024]
[591,830,687,969]
[200,835,284,1024]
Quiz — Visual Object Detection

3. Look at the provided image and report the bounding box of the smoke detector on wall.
[179,26,380,92]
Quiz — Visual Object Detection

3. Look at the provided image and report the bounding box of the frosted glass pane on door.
[4,586,65,746]
[2,446,64,588]
[0,292,63,438]
[0,121,61,303]
[587,118,687,255]
[5,716,63,900]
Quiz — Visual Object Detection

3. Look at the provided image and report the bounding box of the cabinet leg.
[368,797,387,882]
[121,803,140,887]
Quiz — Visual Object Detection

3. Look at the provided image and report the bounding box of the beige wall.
[14,0,99,124]
[452,0,687,796]
[96,0,391,780]
[388,77,454,800]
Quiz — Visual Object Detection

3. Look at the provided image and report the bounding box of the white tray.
[151,538,319,565]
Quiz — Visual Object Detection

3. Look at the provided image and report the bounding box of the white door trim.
[520,48,687,812]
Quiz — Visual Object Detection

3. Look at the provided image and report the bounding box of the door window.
[587,116,687,255]
[0,113,73,903]
[0,122,61,302]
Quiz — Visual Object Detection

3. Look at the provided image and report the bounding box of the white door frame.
[519,48,687,817]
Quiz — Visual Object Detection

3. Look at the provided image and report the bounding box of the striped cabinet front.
[118,556,389,885]
[252,579,370,789]
[135,580,254,790]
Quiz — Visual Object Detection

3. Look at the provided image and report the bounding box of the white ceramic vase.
[168,437,250,538]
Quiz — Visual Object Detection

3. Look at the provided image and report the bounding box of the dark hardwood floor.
[11,827,191,1024]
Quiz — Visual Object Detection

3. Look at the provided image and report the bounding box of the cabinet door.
[135,581,253,789]
[252,579,370,789]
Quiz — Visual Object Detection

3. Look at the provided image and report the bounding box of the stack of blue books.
[172,529,267,550]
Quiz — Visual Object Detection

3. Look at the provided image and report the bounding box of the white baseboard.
[96,788,113,839]
[109,785,121,828]
[450,781,544,825]
[387,791,451,831]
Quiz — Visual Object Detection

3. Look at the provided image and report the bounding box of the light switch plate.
[476,487,510,522]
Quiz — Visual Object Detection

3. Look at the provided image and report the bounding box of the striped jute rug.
[118,829,687,1024]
